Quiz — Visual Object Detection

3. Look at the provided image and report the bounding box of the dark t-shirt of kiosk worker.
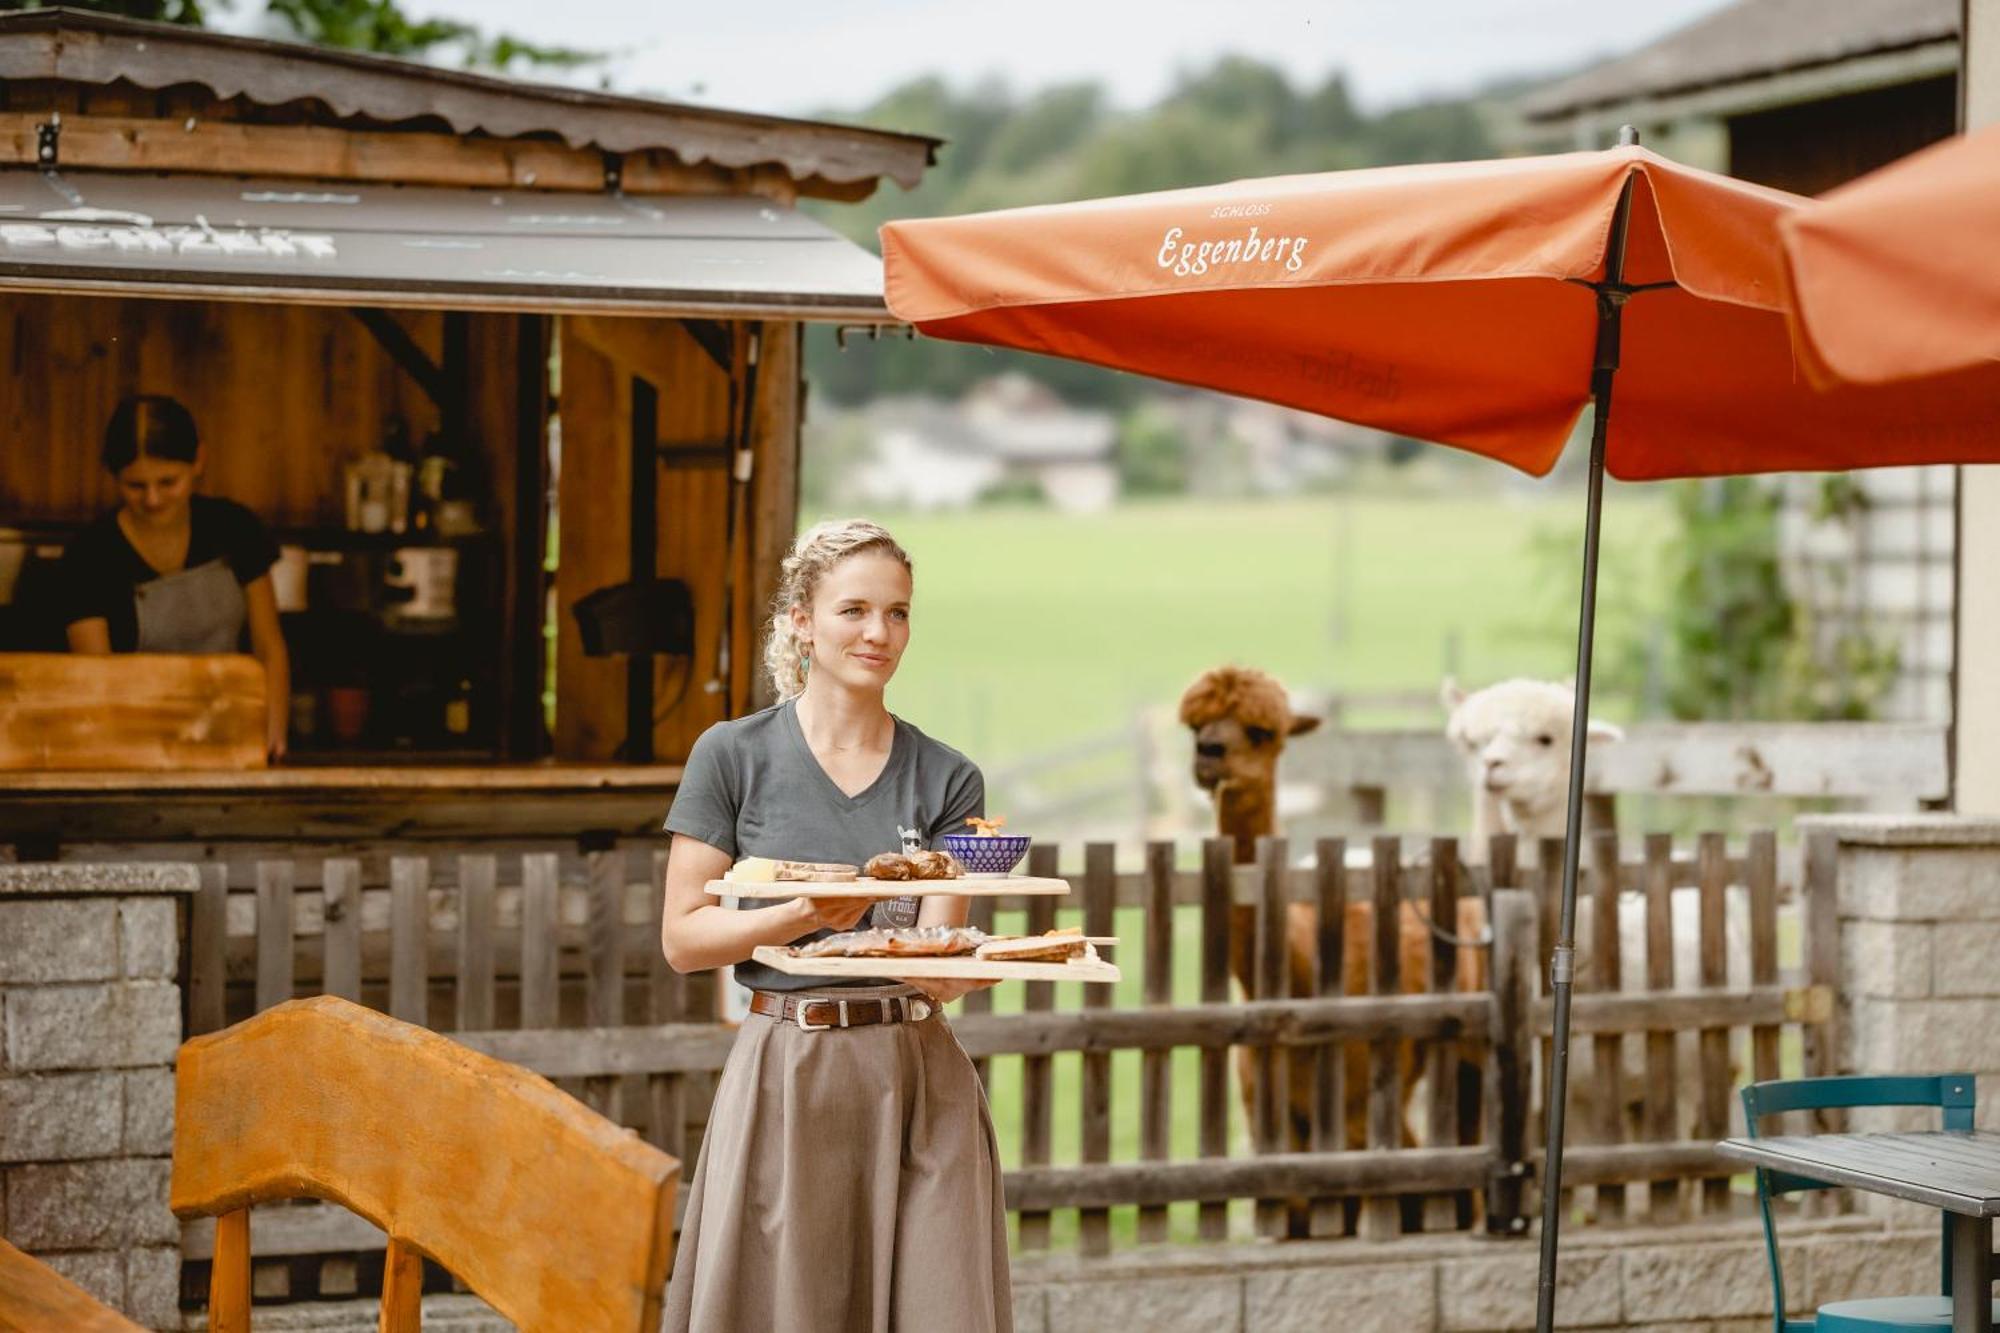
[54,495,279,652]
[663,697,985,993]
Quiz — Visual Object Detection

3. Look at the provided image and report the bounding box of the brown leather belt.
[749,990,934,1031]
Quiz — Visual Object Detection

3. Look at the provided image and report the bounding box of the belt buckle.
[795,999,836,1032]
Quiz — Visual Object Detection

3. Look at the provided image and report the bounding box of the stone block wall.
[0,862,196,1330]
[1008,1217,1935,1333]
[1809,817,2000,1138]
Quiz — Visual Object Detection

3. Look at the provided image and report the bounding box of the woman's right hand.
[796,894,874,933]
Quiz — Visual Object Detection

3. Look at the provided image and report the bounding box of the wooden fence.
[169,828,1836,1302]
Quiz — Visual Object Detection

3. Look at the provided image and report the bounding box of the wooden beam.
[745,324,802,712]
[1532,984,1834,1036]
[1538,1140,1726,1185]
[349,308,444,410]
[1004,1147,1492,1210]
[0,112,817,201]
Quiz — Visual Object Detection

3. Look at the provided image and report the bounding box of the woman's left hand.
[901,977,999,1006]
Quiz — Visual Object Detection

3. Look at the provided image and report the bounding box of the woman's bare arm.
[659,834,873,974]
[66,618,111,653]
[243,575,289,761]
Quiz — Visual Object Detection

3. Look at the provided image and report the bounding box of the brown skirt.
[662,986,1012,1332]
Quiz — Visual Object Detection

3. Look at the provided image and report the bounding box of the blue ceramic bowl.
[940,833,1031,877]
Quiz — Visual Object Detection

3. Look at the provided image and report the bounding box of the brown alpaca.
[1179,666,1489,1161]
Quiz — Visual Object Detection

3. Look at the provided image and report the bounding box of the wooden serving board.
[751,945,1119,984]
[0,652,265,771]
[712,875,1070,899]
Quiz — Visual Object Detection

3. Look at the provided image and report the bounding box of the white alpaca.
[1440,677,1622,856]
[1441,677,1747,1153]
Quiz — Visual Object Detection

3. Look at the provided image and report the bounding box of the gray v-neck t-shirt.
[662,698,986,992]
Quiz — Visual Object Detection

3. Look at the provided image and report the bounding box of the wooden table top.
[1718,1130,2000,1215]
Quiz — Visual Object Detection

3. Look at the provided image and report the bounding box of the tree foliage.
[805,60,1502,407]
[0,0,599,69]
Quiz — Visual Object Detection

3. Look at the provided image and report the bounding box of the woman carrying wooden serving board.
[56,395,290,761]
[658,518,1010,1331]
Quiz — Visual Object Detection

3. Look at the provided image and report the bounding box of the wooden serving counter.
[0,762,685,845]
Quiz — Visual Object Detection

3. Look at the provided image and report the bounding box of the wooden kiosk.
[0,9,935,849]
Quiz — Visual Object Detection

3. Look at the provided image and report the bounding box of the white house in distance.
[841,373,1119,513]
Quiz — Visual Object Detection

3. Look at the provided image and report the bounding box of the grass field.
[816,489,1675,768]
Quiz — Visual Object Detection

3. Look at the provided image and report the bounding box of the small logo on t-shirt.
[898,823,924,854]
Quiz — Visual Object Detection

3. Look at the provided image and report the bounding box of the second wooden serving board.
[750,944,1119,983]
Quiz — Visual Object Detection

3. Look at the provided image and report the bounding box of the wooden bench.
[170,994,680,1331]
[0,1237,146,1332]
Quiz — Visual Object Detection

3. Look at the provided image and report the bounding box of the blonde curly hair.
[764,519,913,702]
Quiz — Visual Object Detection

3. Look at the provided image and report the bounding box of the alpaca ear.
[1440,678,1465,712]
[1587,718,1624,743]
[1288,713,1321,738]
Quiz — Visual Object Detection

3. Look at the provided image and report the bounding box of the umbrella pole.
[1535,166,1637,1333]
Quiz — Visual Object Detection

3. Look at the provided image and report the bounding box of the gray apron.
[132,557,246,653]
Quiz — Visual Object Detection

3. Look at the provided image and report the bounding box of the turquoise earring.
[799,645,811,681]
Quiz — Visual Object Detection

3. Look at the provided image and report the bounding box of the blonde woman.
[659,519,1009,1331]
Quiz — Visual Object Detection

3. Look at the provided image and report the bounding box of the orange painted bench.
[0,1238,147,1332]
[170,995,680,1332]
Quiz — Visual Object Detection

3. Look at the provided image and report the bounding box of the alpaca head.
[1179,666,1322,801]
[1441,677,1623,828]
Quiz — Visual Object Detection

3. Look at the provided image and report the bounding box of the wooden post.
[1138,839,1174,1244]
[1588,831,1625,1224]
[255,860,295,1014]
[1253,836,1287,1237]
[647,847,687,1160]
[189,862,228,1036]
[1424,839,1462,1231]
[1362,835,1402,1240]
[1485,889,1533,1235]
[378,1237,424,1333]
[585,848,628,1122]
[1017,842,1060,1250]
[457,854,497,1031]
[389,857,429,1027]
[520,854,560,1030]
[1311,836,1347,1238]
[1697,832,1731,1214]
[322,859,363,1005]
[963,891,997,1088]
[1079,842,1115,1256]
[1535,836,1567,1223]
[1197,836,1232,1241]
[1642,833,1682,1223]
[1802,829,1844,1120]
[208,1207,251,1333]
[1748,831,1780,1091]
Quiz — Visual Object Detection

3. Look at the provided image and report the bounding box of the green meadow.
[825,488,1676,765]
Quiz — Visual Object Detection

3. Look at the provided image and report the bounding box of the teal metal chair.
[1742,1072,1992,1331]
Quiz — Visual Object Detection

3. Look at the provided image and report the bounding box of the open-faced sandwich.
[793,925,990,959]
[974,925,1090,963]
[862,849,965,881]
[726,856,859,883]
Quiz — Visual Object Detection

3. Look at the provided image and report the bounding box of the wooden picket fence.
[165,827,1836,1304]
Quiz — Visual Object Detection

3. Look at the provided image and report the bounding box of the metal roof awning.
[0,168,891,319]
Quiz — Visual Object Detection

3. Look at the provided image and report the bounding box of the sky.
[222,0,1739,117]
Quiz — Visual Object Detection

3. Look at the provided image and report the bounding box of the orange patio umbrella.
[881,131,2000,1333]
[1781,120,2000,386]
